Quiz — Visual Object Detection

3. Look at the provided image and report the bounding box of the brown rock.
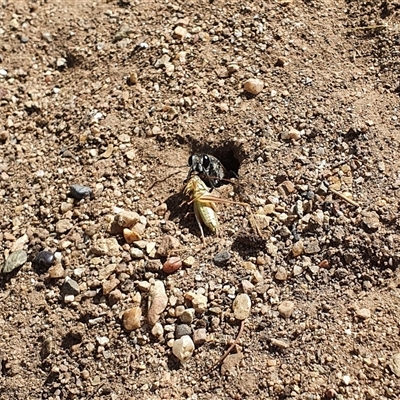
[157,235,180,257]
[278,300,295,318]
[148,280,168,325]
[122,307,142,331]
[102,277,120,295]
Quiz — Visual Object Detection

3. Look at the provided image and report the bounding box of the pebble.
[122,307,142,331]
[148,280,168,325]
[108,289,123,305]
[62,277,80,296]
[270,338,289,349]
[275,266,288,281]
[292,241,304,257]
[243,78,264,95]
[123,228,141,243]
[172,335,195,363]
[56,219,73,234]
[293,265,304,276]
[163,257,182,274]
[266,243,278,257]
[174,26,187,40]
[278,300,295,318]
[96,336,109,346]
[3,250,27,274]
[193,328,207,346]
[175,324,192,338]
[362,211,380,231]
[182,256,195,267]
[91,238,120,256]
[102,277,120,295]
[356,308,371,320]
[33,251,55,269]
[304,240,321,255]
[388,353,400,378]
[11,234,29,252]
[151,322,164,339]
[180,308,195,324]
[146,259,163,272]
[0,69,8,77]
[242,280,255,294]
[342,375,351,385]
[186,292,208,313]
[114,210,140,229]
[48,262,65,279]
[157,235,181,257]
[213,250,231,265]
[233,293,251,320]
[69,184,92,200]
[130,247,144,259]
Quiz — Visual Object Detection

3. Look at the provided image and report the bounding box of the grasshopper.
[183,174,261,243]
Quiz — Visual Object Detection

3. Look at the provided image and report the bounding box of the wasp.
[183,174,261,243]
[187,154,231,189]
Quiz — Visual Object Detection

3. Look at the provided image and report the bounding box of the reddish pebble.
[163,256,182,274]
[319,259,330,269]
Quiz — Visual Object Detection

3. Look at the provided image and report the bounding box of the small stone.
[137,281,151,292]
[130,247,144,259]
[288,128,301,140]
[11,234,29,252]
[69,184,92,200]
[243,78,264,95]
[48,263,65,279]
[108,289,123,305]
[365,387,376,399]
[102,277,120,295]
[174,26,187,40]
[172,335,195,363]
[40,338,53,360]
[304,240,321,255]
[148,280,168,325]
[61,202,73,214]
[278,300,295,318]
[342,375,351,385]
[362,211,380,231]
[293,265,304,276]
[175,324,192,338]
[233,293,251,320]
[180,308,195,324]
[266,243,278,257]
[242,280,255,294]
[292,241,304,257]
[122,307,142,331]
[163,256,182,274]
[388,353,400,377]
[115,210,140,229]
[193,328,207,346]
[157,235,181,257]
[270,338,289,349]
[62,276,80,296]
[356,308,371,320]
[146,259,162,272]
[275,266,288,281]
[96,336,109,346]
[123,228,141,243]
[280,180,295,195]
[151,322,164,339]
[3,250,28,274]
[187,293,208,313]
[213,250,231,266]
[56,219,73,234]
[91,238,120,256]
[182,256,195,267]
[33,251,55,269]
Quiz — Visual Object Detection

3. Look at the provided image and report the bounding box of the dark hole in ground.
[187,139,242,180]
